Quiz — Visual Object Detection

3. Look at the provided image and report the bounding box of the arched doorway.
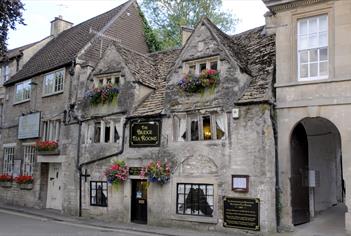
[290,117,345,226]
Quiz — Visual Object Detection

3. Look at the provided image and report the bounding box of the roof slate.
[232,26,276,104]
[131,49,181,117]
[0,41,38,62]
[4,1,130,86]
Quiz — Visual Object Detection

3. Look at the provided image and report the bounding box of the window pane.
[310,63,318,77]
[299,20,308,35]
[178,184,184,194]
[105,126,110,143]
[190,118,199,141]
[320,48,328,61]
[319,31,327,47]
[309,49,318,62]
[319,15,328,32]
[210,61,218,70]
[309,18,318,34]
[320,61,328,76]
[308,33,318,48]
[189,65,195,74]
[300,64,308,78]
[299,35,308,50]
[300,51,308,63]
[200,63,206,72]
[202,116,211,140]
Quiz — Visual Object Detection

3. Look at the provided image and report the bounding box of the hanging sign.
[129,119,161,147]
[129,167,143,176]
[223,197,260,231]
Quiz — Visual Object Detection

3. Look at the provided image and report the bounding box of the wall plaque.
[18,112,41,139]
[129,167,142,176]
[232,175,249,192]
[223,197,260,231]
[129,120,161,147]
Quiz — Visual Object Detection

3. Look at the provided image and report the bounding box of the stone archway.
[290,117,345,229]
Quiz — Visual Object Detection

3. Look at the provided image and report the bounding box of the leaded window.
[176,183,214,217]
[90,181,108,207]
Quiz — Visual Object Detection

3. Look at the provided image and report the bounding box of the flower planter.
[0,182,12,188]
[37,149,60,155]
[19,183,33,190]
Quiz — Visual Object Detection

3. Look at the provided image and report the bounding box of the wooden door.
[290,123,310,225]
[46,163,63,210]
[131,180,147,224]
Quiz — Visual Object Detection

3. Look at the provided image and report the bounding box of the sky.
[7,0,268,49]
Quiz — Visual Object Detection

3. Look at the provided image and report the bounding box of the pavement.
[0,203,348,236]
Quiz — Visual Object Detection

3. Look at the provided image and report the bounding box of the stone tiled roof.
[4,1,131,86]
[0,41,38,62]
[232,26,276,104]
[115,44,157,89]
[131,49,181,117]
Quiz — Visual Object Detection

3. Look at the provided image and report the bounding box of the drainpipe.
[77,118,128,217]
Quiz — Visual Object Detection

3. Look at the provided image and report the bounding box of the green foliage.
[139,9,161,52]
[140,0,238,50]
[0,0,25,56]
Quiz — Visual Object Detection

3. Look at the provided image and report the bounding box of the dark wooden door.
[290,123,310,225]
[131,180,147,224]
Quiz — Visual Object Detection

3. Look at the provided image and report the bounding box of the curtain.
[216,114,226,139]
[178,117,187,142]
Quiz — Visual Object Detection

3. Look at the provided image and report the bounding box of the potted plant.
[84,84,119,106]
[140,160,171,185]
[0,174,13,188]
[104,160,129,190]
[15,175,33,190]
[35,140,59,155]
[177,69,220,94]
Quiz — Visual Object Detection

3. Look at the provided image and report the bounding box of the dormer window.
[184,57,219,75]
[94,72,120,87]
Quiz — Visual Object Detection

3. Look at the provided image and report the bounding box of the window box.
[177,69,220,94]
[19,183,33,190]
[37,149,60,156]
[84,84,119,106]
[0,182,12,188]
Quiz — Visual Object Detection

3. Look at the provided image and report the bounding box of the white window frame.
[174,112,226,142]
[14,79,31,104]
[3,145,15,175]
[23,144,36,176]
[43,69,65,96]
[90,119,122,144]
[94,72,121,88]
[183,56,220,76]
[42,120,61,141]
[297,14,328,81]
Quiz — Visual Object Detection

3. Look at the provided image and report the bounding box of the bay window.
[298,15,328,81]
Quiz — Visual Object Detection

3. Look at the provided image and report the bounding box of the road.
[0,209,161,236]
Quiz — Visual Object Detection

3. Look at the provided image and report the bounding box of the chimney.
[181,26,193,46]
[50,15,73,37]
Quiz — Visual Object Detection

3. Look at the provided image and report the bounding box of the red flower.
[0,174,13,182]
[15,175,33,184]
[35,140,58,151]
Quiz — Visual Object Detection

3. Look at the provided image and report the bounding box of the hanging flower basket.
[0,174,13,188]
[177,69,220,94]
[35,140,59,155]
[140,160,171,185]
[84,84,119,106]
[15,175,33,190]
[104,160,129,190]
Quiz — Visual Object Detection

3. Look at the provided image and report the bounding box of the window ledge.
[42,91,64,98]
[171,214,218,224]
[275,77,351,88]
[13,99,30,106]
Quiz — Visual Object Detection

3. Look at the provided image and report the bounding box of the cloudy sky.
[7,0,268,49]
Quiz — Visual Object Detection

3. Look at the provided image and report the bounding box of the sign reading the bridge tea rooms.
[130,119,161,147]
[18,112,41,139]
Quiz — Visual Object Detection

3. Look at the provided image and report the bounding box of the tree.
[140,0,238,50]
[0,0,25,56]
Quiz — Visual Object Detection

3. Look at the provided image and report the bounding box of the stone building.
[263,0,351,234]
[0,0,150,215]
[74,16,276,234]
